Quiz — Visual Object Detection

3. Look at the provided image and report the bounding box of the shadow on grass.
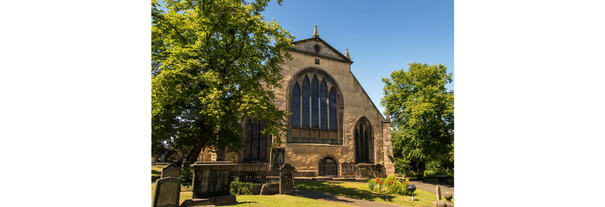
[218,201,259,206]
[294,181,396,202]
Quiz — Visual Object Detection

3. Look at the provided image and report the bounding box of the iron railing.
[231,161,279,184]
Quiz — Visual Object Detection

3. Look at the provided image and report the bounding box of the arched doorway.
[319,157,338,176]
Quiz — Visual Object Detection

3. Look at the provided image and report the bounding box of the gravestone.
[160,154,166,162]
[436,186,442,201]
[190,161,236,198]
[152,177,180,207]
[161,163,180,179]
[279,164,296,194]
[152,155,158,165]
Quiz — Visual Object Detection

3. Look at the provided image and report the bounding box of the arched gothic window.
[289,70,342,144]
[355,117,374,164]
[243,117,268,161]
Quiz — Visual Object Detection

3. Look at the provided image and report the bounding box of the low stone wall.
[249,183,279,195]
[294,170,316,177]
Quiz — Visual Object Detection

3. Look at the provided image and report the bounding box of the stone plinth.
[279,164,296,194]
[356,163,375,178]
[190,161,237,199]
[180,195,236,206]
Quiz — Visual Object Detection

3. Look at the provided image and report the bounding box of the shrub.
[230,177,254,195]
[367,178,379,191]
[424,170,436,179]
[180,165,194,186]
[367,175,411,196]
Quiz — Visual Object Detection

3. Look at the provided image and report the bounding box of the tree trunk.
[416,160,426,180]
[186,124,211,163]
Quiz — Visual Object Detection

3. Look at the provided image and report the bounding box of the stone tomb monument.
[279,164,296,194]
[181,161,237,206]
[152,177,181,207]
[161,163,180,179]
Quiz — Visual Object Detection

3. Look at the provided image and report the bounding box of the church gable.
[290,38,351,63]
[289,26,352,63]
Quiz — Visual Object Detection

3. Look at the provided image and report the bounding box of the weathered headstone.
[152,177,181,207]
[152,155,158,165]
[279,164,296,194]
[161,163,180,179]
[160,154,166,162]
[436,186,442,201]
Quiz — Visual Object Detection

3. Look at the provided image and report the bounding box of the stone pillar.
[436,186,442,201]
[382,112,395,176]
[279,164,296,194]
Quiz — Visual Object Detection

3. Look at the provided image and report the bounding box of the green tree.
[381,63,454,180]
[152,0,294,161]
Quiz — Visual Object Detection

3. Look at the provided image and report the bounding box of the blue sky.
[261,0,454,114]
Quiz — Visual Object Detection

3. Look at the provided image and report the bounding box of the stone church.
[203,26,394,178]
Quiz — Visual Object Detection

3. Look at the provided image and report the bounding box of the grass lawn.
[151,164,165,183]
[152,165,451,206]
[153,190,351,206]
[152,165,347,206]
[295,180,452,207]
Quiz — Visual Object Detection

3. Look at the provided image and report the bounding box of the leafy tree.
[381,63,454,180]
[152,0,294,161]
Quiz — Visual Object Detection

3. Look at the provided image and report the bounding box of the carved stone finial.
[313,25,319,38]
[345,48,350,59]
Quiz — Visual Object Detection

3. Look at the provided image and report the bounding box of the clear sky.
[261,0,454,114]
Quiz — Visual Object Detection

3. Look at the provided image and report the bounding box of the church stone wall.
[272,46,386,175]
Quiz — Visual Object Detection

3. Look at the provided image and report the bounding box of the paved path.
[408,181,454,198]
[293,189,403,207]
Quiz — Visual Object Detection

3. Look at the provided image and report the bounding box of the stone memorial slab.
[190,161,236,198]
[161,163,180,179]
[160,154,166,162]
[279,163,296,194]
[152,177,181,207]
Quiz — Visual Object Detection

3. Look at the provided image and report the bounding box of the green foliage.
[394,157,413,176]
[381,63,454,179]
[179,165,194,186]
[423,170,436,179]
[230,177,254,195]
[367,176,410,196]
[151,0,294,156]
